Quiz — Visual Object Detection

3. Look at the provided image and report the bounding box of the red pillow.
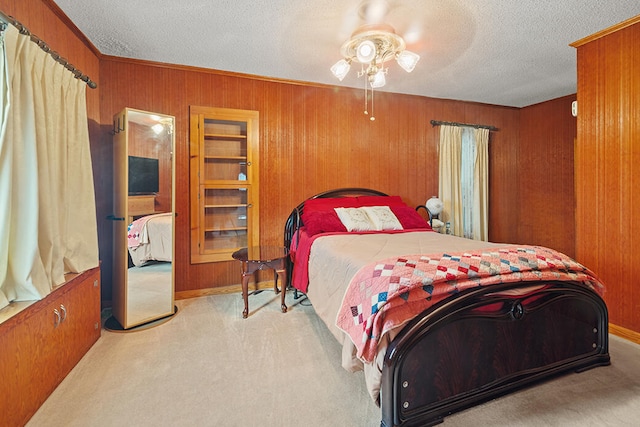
[301,210,347,236]
[301,197,360,236]
[301,195,429,235]
[303,197,360,213]
[390,206,432,230]
[356,195,406,207]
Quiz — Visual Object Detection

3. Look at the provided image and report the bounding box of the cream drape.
[438,125,463,236]
[437,125,489,241]
[0,25,99,310]
[472,128,489,241]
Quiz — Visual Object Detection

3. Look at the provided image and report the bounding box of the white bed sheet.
[128,213,173,266]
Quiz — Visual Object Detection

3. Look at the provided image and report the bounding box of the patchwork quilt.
[127,215,154,248]
[336,245,605,364]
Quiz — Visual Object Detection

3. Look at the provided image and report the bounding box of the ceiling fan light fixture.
[331,22,420,120]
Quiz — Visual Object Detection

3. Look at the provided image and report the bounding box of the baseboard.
[175,281,277,300]
[610,323,640,345]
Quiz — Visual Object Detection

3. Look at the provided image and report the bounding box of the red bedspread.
[336,245,605,363]
[290,229,340,293]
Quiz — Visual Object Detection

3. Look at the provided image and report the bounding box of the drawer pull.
[53,309,61,328]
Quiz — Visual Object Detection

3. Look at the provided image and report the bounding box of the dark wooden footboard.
[380,281,610,427]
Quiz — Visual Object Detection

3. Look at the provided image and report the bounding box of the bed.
[127,212,173,266]
[284,188,610,427]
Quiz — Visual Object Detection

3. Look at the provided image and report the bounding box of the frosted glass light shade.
[397,50,420,72]
[330,59,351,81]
[356,40,376,63]
[370,70,386,88]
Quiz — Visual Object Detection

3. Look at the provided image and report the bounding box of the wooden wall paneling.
[573,17,640,333]
[299,85,323,194]
[518,95,577,257]
[312,86,334,189]
[0,0,15,15]
[574,45,600,275]
[418,99,444,206]
[600,43,624,315]
[599,37,626,326]
[260,81,294,247]
[278,82,299,214]
[613,23,639,332]
[169,69,193,292]
[490,114,519,244]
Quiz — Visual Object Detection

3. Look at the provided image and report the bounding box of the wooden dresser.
[0,266,101,427]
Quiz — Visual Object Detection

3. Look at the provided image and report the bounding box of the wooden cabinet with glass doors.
[189,106,259,263]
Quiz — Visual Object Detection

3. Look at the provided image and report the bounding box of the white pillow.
[361,206,403,231]
[334,207,375,232]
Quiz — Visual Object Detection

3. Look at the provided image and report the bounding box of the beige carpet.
[27,290,640,427]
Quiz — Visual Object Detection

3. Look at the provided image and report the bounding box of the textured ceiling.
[53,0,640,107]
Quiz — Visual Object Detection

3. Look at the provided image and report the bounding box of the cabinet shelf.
[204,156,247,161]
[204,133,247,139]
[201,182,249,187]
[205,204,247,208]
[205,226,247,232]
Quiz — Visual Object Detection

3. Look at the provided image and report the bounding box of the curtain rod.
[0,12,97,89]
[430,120,497,131]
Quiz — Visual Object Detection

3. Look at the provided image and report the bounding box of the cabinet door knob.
[60,304,67,322]
[246,161,252,166]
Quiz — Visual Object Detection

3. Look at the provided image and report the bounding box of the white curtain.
[438,125,462,235]
[472,127,489,241]
[438,125,489,241]
[461,128,475,237]
[0,25,99,310]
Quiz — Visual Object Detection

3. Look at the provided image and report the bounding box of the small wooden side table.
[232,246,289,318]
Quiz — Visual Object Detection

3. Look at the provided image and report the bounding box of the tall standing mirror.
[110,108,176,330]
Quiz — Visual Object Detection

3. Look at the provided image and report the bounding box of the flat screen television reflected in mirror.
[128,155,159,195]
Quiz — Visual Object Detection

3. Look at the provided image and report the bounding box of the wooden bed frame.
[284,188,610,427]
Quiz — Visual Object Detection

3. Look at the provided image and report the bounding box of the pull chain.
[370,87,375,121]
[364,74,369,116]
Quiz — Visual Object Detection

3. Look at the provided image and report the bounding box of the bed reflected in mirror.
[126,212,174,326]
[109,108,176,330]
